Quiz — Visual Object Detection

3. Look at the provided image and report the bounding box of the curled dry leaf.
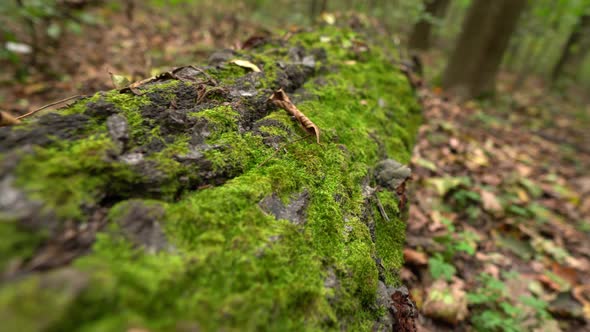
[0,111,21,127]
[269,89,320,144]
[230,59,261,72]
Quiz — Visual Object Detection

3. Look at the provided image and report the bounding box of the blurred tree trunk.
[551,14,590,82]
[442,0,527,99]
[408,0,451,51]
[310,0,328,23]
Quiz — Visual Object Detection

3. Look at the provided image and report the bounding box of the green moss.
[374,190,405,285]
[258,124,289,138]
[15,134,139,220]
[0,268,90,332]
[210,64,250,85]
[190,105,240,138]
[102,91,150,144]
[4,27,421,331]
[60,93,104,116]
[0,222,46,272]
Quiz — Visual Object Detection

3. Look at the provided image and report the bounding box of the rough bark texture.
[408,0,450,51]
[0,27,421,331]
[552,14,590,81]
[442,0,527,99]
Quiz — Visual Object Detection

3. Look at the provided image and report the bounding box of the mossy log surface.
[0,27,420,331]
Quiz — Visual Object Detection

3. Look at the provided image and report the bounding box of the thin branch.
[16,95,85,120]
[374,192,390,222]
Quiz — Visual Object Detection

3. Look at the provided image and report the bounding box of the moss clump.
[1,26,421,331]
[0,223,47,272]
[15,134,138,220]
[189,105,239,137]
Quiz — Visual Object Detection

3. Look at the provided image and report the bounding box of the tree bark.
[442,0,527,99]
[0,28,420,331]
[552,14,590,82]
[408,0,451,51]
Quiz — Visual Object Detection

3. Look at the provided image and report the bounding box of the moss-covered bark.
[0,27,420,331]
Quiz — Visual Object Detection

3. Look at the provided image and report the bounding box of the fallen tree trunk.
[0,27,421,331]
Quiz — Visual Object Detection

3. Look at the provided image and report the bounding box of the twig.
[374,192,390,222]
[16,95,85,120]
[257,134,312,168]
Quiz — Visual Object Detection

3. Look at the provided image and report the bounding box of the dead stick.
[374,192,390,222]
[17,95,85,120]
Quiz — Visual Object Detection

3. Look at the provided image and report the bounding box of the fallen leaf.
[480,190,504,216]
[404,248,428,266]
[269,89,320,143]
[466,148,489,169]
[321,12,336,25]
[422,279,468,325]
[408,206,429,231]
[0,111,20,127]
[426,176,469,197]
[414,157,437,172]
[109,71,131,89]
[537,272,570,292]
[230,59,261,72]
[572,285,590,320]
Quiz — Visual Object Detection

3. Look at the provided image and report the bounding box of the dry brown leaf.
[0,111,21,127]
[403,248,428,266]
[572,285,590,320]
[269,89,320,144]
[230,59,261,72]
[550,262,579,286]
[408,206,429,231]
[480,190,504,216]
[536,274,568,292]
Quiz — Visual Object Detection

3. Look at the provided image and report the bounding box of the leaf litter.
[406,78,590,331]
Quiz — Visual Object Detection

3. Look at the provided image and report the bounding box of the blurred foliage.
[1,0,590,90]
[0,0,99,79]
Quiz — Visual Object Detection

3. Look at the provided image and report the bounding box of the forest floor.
[2,3,589,331]
[406,76,590,331]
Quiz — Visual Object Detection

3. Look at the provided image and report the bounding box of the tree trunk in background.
[310,0,328,22]
[552,14,590,82]
[408,0,451,51]
[442,0,527,99]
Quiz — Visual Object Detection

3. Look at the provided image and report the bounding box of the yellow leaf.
[230,59,261,72]
[109,72,131,89]
[321,12,336,25]
[517,188,530,203]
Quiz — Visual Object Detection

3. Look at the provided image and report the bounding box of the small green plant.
[433,215,480,258]
[468,273,551,332]
[428,253,456,281]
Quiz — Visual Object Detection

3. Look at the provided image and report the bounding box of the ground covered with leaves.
[404,80,590,331]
